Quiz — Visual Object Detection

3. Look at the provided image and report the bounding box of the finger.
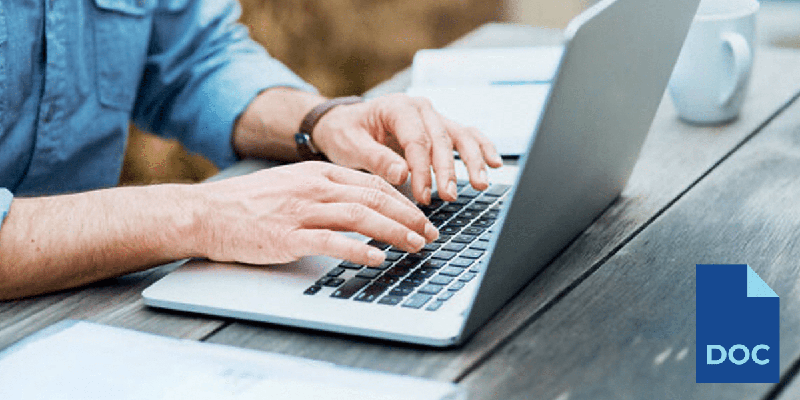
[352,134,410,186]
[381,101,433,205]
[319,163,417,211]
[446,121,490,190]
[473,127,504,168]
[316,182,437,241]
[290,229,386,266]
[418,102,458,202]
[301,203,428,253]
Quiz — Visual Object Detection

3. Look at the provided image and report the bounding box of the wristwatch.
[294,96,363,161]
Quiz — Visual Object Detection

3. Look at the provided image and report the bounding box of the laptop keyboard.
[303,180,510,312]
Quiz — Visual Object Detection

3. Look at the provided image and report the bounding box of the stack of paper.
[0,321,464,400]
[406,47,565,156]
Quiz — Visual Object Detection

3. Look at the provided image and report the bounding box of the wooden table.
[4,24,800,399]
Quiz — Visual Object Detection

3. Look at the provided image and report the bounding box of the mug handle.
[719,32,752,106]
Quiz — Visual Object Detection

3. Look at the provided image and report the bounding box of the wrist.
[232,87,327,161]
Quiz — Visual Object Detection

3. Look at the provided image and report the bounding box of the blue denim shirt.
[0,0,314,198]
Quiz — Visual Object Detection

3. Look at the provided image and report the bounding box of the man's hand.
[194,162,438,266]
[312,94,504,204]
[233,89,503,205]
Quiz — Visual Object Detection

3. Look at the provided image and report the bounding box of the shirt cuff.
[194,56,318,169]
[0,188,13,230]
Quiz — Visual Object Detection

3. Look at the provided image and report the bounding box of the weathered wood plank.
[0,261,225,350]
[203,25,800,382]
[460,84,800,399]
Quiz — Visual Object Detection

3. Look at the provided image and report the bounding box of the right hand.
[191,161,438,266]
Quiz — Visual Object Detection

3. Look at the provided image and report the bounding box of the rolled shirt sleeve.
[0,188,12,231]
[131,0,317,168]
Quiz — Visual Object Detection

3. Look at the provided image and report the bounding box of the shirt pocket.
[93,0,156,111]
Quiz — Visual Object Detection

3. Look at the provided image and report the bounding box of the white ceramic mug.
[668,0,759,125]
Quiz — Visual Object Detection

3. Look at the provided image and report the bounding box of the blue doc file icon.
[696,264,779,383]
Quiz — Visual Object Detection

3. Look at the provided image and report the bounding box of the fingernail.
[424,222,439,241]
[447,180,458,199]
[422,187,432,204]
[407,231,425,250]
[492,154,503,164]
[387,163,404,185]
[479,169,488,185]
[368,248,385,264]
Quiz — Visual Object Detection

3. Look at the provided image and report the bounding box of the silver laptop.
[143,0,701,347]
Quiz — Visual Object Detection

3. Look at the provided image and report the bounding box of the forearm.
[0,185,201,300]
[232,87,327,161]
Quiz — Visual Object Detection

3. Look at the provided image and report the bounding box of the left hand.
[312,94,503,204]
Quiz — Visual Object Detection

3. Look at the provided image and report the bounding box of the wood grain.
[0,261,224,350]
[203,25,800,384]
[460,80,800,400]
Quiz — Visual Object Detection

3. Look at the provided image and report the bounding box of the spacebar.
[331,277,371,299]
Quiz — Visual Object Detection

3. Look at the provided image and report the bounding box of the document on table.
[0,321,465,400]
[407,46,564,156]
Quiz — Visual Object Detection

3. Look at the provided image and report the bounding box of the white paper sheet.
[407,85,550,156]
[0,321,464,400]
[411,46,564,87]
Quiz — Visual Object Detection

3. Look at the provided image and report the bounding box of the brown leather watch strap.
[294,96,363,161]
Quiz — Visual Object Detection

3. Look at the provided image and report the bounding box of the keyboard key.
[440,225,461,235]
[430,216,449,227]
[418,283,445,295]
[459,272,478,282]
[376,274,399,286]
[378,295,403,305]
[402,293,433,309]
[443,242,466,252]
[402,274,426,287]
[433,234,452,244]
[449,257,474,268]
[463,226,485,235]
[326,267,345,277]
[316,276,333,286]
[474,194,497,204]
[385,250,404,261]
[452,234,477,243]
[447,218,470,227]
[471,219,494,228]
[303,285,322,295]
[451,197,471,206]
[389,286,415,296]
[396,257,420,269]
[322,277,345,287]
[372,261,393,270]
[339,261,362,270]
[386,266,412,277]
[440,204,463,213]
[439,266,465,277]
[368,240,390,250]
[422,259,446,269]
[459,187,481,199]
[417,268,439,278]
[438,291,455,301]
[448,281,466,291]
[466,203,489,212]
[430,275,454,285]
[331,278,371,299]
[355,268,382,279]
[485,184,510,197]
[457,210,481,220]
[469,241,490,251]
[354,283,389,302]
[422,243,440,252]
[432,250,457,260]
[460,249,484,259]
[456,181,468,190]
[426,300,445,311]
